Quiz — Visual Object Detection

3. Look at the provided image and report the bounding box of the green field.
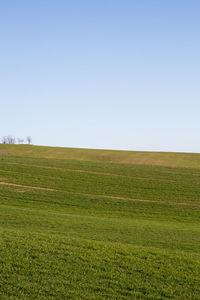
[0,145,200,299]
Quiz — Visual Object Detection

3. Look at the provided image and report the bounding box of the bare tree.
[2,136,31,145]
[1,136,8,144]
[7,136,16,144]
[17,138,24,144]
[26,136,32,145]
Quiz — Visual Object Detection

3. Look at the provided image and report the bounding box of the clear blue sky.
[1,0,200,152]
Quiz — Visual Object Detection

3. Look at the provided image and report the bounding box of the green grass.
[1,143,200,168]
[0,145,200,299]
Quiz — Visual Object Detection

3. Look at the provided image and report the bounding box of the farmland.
[0,145,200,299]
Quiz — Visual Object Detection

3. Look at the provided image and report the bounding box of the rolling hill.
[0,144,200,299]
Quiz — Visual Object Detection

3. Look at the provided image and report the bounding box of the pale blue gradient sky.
[0,1,200,152]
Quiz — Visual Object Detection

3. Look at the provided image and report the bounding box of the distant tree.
[1,136,7,144]
[27,136,32,145]
[7,136,15,144]
[17,138,24,144]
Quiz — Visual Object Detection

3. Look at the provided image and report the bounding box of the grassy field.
[1,144,200,168]
[0,145,200,299]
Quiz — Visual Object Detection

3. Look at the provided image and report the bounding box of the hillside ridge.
[0,144,200,168]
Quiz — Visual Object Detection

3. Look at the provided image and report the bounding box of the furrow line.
[0,181,199,207]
